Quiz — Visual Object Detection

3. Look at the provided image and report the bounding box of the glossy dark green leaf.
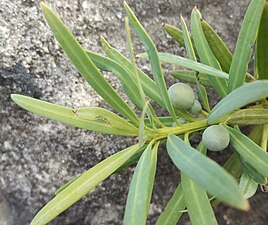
[11,94,139,136]
[201,20,232,73]
[167,134,249,210]
[208,81,268,124]
[137,52,229,80]
[227,108,268,125]
[164,24,185,47]
[227,126,268,178]
[40,2,139,125]
[123,142,159,225]
[30,144,141,225]
[170,70,211,86]
[100,37,166,109]
[155,185,185,225]
[86,50,143,109]
[257,2,268,80]
[124,2,178,123]
[228,0,265,92]
[191,8,228,97]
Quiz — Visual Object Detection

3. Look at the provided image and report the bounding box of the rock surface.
[1,0,268,224]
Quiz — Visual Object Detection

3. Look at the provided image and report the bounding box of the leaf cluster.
[11,1,268,224]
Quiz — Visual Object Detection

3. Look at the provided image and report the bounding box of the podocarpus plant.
[11,0,268,224]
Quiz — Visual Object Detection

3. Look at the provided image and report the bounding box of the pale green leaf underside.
[40,2,139,125]
[123,142,159,225]
[239,172,258,199]
[137,52,229,80]
[182,173,218,225]
[11,94,139,136]
[208,81,268,124]
[30,144,141,225]
[167,134,249,210]
[170,70,211,86]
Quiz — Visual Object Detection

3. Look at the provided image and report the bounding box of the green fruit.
[189,100,202,114]
[202,125,230,151]
[168,83,195,110]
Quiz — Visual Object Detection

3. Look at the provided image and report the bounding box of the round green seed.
[168,83,195,110]
[202,125,230,151]
[189,100,202,114]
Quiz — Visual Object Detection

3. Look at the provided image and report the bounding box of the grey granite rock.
[1,0,268,225]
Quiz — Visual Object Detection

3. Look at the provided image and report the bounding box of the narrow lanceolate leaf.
[137,52,229,80]
[227,126,268,178]
[167,134,249,210]
[30,144,141,225]
[86,51,143,109]
[11,94,138,136]
[227,108,268,125]
[201,19,254,81]
[256,2,268,80]
[239,173,258,199]
[164,24,185,47]
[123,142,159,225]
[191,8,228,97]
[170,70,211,86]
[124,2,178,123]
[40,3,139,126]
[181,143,218,225]
[228,0,265,92]
[208,81,268,124]
[182,173,218,225]
[155,185,185,225]
[100,37,165,109]
[201,20,232,73]
[181,16,210,112]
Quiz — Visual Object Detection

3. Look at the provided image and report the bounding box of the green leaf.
[182,173,218,225]
[181,142,218,225]
[227,108,268,125]
[191,8,228,97]
[227,126,268,178]
[55,174,82,196]
[240,158,267,184]
[40,2,139,126]
[170,70,211,86]
[137,52,229,80]
[228,0,265,92]
[100,37,166,109]
[86,50,143,109]
[155,184,185,225]
[223,153,243,179]
[30,144,141,225]
[201,19,232,73]
[208,81,268,124]
[11,94,139,136]
[197,81,211,112]
[239,173,258,199]
[164,24,185,47]
[124,2,178,123]
[256,2,268,80]
[123,142,159,225]
[167,134,249,210]
[180,16,210,112]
